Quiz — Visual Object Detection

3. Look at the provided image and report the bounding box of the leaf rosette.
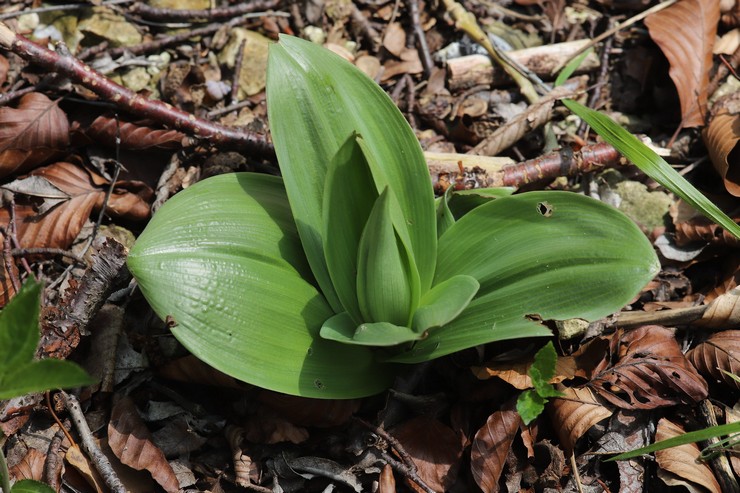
[128,35,660,398]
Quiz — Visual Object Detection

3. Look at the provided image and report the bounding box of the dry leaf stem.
[0,22,275,158]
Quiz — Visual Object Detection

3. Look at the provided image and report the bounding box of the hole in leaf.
[537,201,554,217]
[314,379,324,390]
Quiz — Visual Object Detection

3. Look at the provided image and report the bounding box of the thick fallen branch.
[0,22,275,159]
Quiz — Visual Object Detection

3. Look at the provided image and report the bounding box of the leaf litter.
[0,0,739,491]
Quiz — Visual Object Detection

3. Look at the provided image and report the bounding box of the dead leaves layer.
[589,326,708,409]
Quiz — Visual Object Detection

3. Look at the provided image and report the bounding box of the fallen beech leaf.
[383,22,406,58]
[470,406,520,493]
[9,447,46,482]
[655,418,722,493]
[697,289,740,327]
[71,116,186,150]
[381,48,423,81]
[473,355,577,389]
[65,443,107,493]
[158,354,244,389]
[703,92,740,196]
[0,93,69,178]
[378,463,396,493]
[547,385,612,455]
[589,326,708,409]
[243,413,309,444]
[391,416,463,492]
[645,0,719,127]
[687,330,740,389]
[108,397,180,493]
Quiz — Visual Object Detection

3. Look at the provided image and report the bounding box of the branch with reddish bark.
[0,22,275,159]
[428,142,625,193]
[128,0,282,21]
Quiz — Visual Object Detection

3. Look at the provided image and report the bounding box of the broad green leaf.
[391,191,659,363]
[320,313,423,346]
[11,480,56,493]
[352,322,424,346]
[516,390,546,425]
[0,281,41,370]
[323,134,378,323]
[128,173,394,398]
[608,421,740,461]
[447,188,514,220]
[564,99,740,240]
[0,359,94,399]
[357,189,414,326]
[530,341,558,388]
[435,188,455,238]
[411,275,479,333]
[267,35,437,308]
[319,312,359,343]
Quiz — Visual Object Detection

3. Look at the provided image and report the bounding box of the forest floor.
[0,0,739,491]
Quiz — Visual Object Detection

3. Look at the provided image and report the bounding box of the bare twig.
[11,248,86,264]
[129,0,281,21]
[0,0,132,20]
[0,22,275,159]
[408,0,433,78]
[231,39,247,106]
[61,391,126,493]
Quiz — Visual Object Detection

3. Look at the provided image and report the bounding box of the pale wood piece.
[446,39,600,91]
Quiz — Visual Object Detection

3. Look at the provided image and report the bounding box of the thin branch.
[0,22,275,159]
[128,0,281,21]
[61,391,126,493]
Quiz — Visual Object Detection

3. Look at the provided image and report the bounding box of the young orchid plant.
[127,35,660,399]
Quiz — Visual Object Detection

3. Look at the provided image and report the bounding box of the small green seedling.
[127,35,662,399]
[516,342,563,425]
[0,281,94,493]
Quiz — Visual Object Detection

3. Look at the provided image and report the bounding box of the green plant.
[516,342,563,425]
[0,281,94,493]
[127,35,661,399]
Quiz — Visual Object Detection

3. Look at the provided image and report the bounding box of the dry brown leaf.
[589,326,708,409]
[383,22,406,58]
[9,447,46,482]
[378,463,396,493]
[257,391,360,427]
[0,93,69,178]
[655,418,722,493]
[703,91,740,196]
[65,443,107,493]
[243,413,309,444]
[470,406,520,493]
[71,116,186,150]
[674,214,740,247]
[391,416,464,492]
[225,425,262,489]
[687,330,740,389]
[473,355,576,389]
[698,288,740,326]
[108,397,180,493]
[547,385,612,455]
[645,0,719,127]
[381,48,424,81]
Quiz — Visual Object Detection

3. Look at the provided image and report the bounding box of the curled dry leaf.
[391,416,464,493]
[70,115,186,150]
[703,92,740,196]
[547,385,612,455]
[108,396,180,493]
[644,0,719,127]
[698,289,740,327]
[654,418,722,493]
[470,405,520,493]
[8,447,46,482]
[379,463,396,493]
[0,93,69,178]
[473,355,576,389]
[674,214,740,248]
[589,326,708,409]
[687,330,740,389]
[65,443,106,493]
[225,425,261,489]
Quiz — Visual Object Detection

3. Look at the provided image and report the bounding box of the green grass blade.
[608,422,740,461]
[564,99,740,239]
